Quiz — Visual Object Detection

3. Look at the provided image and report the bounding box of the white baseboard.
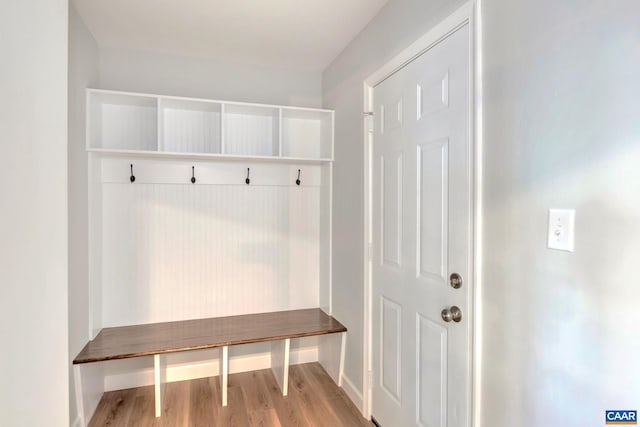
[340,373,364,416]
[289,345,318,365]
[104,346,318,391]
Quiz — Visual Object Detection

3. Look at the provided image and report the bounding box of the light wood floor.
[89,362,371,426]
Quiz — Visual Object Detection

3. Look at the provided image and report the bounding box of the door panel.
[371,23,470,427]
[417,71,450,119]
[381,98,403,133]
[417,313,447,427]
[381,152,403,268]
[417,138,449,280]
[381,297,403,402]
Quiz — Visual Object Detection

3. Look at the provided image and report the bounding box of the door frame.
[361,2,482,424]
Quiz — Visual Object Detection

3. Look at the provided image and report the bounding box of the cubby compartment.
[224,104,280,157]
[88,91,158,151]
[281,109,333,160]
[160,98,221,154]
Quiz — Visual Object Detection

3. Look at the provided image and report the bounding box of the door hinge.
[364,112,375,133]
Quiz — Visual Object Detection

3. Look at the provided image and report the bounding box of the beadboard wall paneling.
[101,183,320,327]
[224,106,279,156]
[162,107,221,154]
[97,102,158,151]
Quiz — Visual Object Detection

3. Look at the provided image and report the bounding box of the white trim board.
[88,88,334,114]
[363,2,474,87]
[341,373,364,415]
[472,2,484,427]
[361,1,478,422]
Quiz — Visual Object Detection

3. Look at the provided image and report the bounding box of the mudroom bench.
[73,308,347,426]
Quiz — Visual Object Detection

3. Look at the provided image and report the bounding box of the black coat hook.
[191,166,196,184]
[245,168,250,185]
[130,164,135,183]
[296,169,301,186]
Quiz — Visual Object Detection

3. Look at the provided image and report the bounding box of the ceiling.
[72,0,388,72]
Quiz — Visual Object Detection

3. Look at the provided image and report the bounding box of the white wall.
[0,0,69,426]
[322,0,467,401]
[479,0,640,425]
[68,4,100,424]
[99,47,322,108]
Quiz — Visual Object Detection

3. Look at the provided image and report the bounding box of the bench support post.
[154,354,166,417]
[270,338,291,396]
[220,346,229,406]
[339,331,346,387]
[73,364,86,427]
[319,331,347,387]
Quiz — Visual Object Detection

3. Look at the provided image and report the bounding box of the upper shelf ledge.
[87,148,334,165]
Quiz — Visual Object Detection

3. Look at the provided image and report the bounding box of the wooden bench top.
[74,308,346,364]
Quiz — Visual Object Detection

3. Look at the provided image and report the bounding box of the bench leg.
[270,338,290,396]
[319,332,347,387]
[154,354,166,417]
[219,346,229,407]
[73,364,86,427]
[339,332,346,387]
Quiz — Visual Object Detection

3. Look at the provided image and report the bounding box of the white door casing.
[369,21,472,427]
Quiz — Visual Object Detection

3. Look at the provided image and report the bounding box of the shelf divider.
[220,103,226,155]
[157,97,164,152]
[278,108,283,158]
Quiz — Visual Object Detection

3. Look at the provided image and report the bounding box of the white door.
[371,23,471,427]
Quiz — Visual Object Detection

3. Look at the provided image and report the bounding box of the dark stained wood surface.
[88,363,371,427]
[74,308,346,364]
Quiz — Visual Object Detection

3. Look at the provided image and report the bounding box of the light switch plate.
[547,209,575,252]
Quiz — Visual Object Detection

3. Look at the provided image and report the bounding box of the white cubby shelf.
[87,89,334,163]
